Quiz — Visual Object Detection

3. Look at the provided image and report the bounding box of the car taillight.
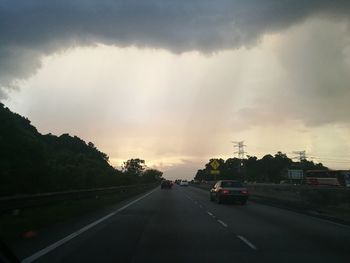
[240,189,248,195]
[222,189,230,195]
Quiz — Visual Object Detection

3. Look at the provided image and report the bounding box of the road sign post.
[210,159,221,181]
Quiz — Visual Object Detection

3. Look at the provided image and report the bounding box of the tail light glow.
[222,189,230,195]
[240,189,248,195]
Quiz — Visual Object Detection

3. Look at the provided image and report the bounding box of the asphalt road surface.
[17,185,350,263]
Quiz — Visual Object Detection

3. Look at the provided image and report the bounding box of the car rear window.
[221,181,243,187]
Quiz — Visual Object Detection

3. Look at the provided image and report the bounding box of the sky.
[1,1,350,179]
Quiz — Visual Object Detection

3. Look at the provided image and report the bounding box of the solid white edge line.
[237,235,257,250]
[217,220,228,228]
[21,187,158,263]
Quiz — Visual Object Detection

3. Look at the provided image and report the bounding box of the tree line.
[0,103,162,196]
[194,152,328,183]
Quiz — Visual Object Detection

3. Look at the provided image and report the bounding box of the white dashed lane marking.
[237,235,257,250]
[182,187,257,251]
[217,220,228,228]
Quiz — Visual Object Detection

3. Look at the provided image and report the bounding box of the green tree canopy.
[0,104,162,196]
[123,158,146,176]
[195,152,328,183]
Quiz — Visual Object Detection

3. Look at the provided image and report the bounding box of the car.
[176,179,182,185]
[210,180,248,205]
[161,180,172,189]
[179,180,189,186]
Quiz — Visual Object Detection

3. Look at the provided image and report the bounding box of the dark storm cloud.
[0,0,349,90]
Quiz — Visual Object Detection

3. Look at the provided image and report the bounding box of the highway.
[18,184,350,263]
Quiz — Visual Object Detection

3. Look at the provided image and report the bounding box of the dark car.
[210,180,248,205]
[161,180,172,189]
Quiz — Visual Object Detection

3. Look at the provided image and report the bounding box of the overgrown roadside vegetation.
[0,104,163,195]
[0,104,163,243]
[0,184,158,243]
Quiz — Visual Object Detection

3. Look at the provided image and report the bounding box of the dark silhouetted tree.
[123,158,146,176]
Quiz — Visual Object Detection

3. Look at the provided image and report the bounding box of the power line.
[310,157,350,162]
[308,152,350,158]
[312,159,350,164]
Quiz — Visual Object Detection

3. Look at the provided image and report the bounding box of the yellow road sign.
[210,170,220,175]
[210,159,220,170]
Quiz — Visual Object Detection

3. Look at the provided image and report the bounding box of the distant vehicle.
[305,170,350,187]
[161,180,172,189]
[210,180,249,205]
[179,180,189,186]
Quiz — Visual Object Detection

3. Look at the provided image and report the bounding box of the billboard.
[342,171,350,187]
[287,169,303,180]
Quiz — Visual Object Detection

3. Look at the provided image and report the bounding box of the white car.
[179,180,189,186]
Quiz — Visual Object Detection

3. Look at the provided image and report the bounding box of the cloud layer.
[234,18,350,128]
[1,0,350,90]
[2,1,350,174]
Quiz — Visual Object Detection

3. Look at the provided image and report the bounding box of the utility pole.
[293,150,307,162]
[232,141,247,178]
[232,141,247,160]
[292,150,307,183]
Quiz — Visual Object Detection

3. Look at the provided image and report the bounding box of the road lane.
[129,185,253,263]
[22,188,158,263]
[32,185,254,263]
[20,184,350,263]
[181,185,350,262]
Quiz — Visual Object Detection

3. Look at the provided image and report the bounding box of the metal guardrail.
[0,183,159,215]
